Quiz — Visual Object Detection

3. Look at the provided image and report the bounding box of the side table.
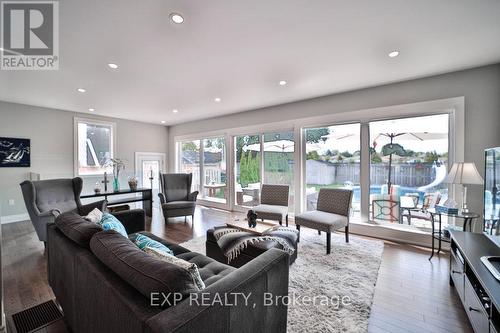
[428,208,480,260]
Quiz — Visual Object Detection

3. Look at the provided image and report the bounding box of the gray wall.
[0,101,168,218]
[168,64,500,215]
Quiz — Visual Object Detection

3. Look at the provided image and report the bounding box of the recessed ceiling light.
[107,63,118,69]
[279,80,287,86]
[88,108,95,112]
[77,88,86,93]
[388,51,399,58]
[214,97,221,103]
[161,120,166,124]
[172,109,179,113]
[170,13,184,24]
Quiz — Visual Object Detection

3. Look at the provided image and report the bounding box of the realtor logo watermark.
[1,1,58,70]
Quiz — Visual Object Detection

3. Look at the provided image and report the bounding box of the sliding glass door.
[264,132,295,211]
[304,123,361,220]
[202,137,227,203]
[233,131,295,211]
[234,135,261,208]
[178,137,227,206]
[179,140,201,192]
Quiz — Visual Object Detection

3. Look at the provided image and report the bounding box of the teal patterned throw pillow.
[99,213,128,237]
[134,233,174,256]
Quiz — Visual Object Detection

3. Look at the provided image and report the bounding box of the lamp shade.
[444,162,484,185]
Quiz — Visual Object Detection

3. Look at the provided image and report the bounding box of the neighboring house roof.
[182,150,222,164]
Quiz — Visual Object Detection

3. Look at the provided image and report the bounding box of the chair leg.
[279,219,282,226]
[296,224,300,242]
[285,215,289,227]
[326,232,331,254]
[318,230,321,235]
[192,215,194,222]
[345,225,349,243]
[184,216,187,223]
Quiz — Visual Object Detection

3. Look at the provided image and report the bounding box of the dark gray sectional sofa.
[47,209,289,333]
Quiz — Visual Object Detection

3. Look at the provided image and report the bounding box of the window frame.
[73,117,116,177]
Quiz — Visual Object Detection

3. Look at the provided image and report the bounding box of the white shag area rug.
[181,228,384,333]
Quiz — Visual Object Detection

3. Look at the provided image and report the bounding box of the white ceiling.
[1,0,500,126]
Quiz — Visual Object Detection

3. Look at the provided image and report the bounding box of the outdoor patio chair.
[404,192,442,225]
[370,193,401,223]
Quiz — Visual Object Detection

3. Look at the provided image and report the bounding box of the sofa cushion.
[55,212,103,248]
[99,213,128,237]
[144,246,205,290]
[163,201,196,209]
[176,251,235,287]
[133,233,174,256]
[131,232,192,256]
[84,207,103,223]
[90,230,198,300]
[295,210,348,231]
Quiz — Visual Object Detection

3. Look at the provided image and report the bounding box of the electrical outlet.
[8,199,15,206]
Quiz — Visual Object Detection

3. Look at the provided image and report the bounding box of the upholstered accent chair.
[252,184,290,226]
[158,173,198,222]
[20,177,106,242]
[295,188,353,254]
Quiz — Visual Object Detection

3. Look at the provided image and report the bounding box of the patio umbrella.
[243,140,295,153]
[372,132,447,194]
[243,140,294,183]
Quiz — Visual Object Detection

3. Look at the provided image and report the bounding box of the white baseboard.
[0,213,29,224]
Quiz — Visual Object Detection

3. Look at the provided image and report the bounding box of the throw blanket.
[213,226,299,262]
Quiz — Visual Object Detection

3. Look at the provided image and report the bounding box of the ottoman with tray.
[206,219,298,268]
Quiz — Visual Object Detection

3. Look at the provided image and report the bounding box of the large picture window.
[369,114,449,231]
[75,118,115,176]
[305,123,361,219]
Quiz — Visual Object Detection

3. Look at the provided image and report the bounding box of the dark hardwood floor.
[1,206,473,332]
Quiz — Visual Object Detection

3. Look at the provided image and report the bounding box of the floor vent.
[11,300,63,333]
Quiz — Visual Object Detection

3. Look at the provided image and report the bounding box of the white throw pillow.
[84,208,103,224]
[144,246,206,290]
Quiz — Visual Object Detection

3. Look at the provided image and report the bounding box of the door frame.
[134,152,167,185]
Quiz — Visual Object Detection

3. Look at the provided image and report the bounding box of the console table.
[81,188,153,217]
[450,231,500,333]
[429,209,480,260]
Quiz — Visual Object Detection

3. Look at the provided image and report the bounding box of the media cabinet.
[450,231,500,333]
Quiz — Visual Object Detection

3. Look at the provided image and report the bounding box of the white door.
[135,152,166,209]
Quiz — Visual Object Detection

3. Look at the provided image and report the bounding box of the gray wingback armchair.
[20,177,106,242]
[158,173,199,222]
[295,188,353,254]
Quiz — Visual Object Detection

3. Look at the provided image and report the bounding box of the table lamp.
[444,162,484,213]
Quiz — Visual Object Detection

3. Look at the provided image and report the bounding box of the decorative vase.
[128,176,138,191]
[113,177,120,192]
[94,182,101,194]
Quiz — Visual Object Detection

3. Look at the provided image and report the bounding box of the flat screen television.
[484,147,500,237]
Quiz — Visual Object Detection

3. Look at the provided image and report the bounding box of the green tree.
[371,153,382,163]
[182,141,198,151]
[306,151,320,160]
[306,128,330,143]
[239,152,260,187]
[424,151,439,164]
[340,151,353,158]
